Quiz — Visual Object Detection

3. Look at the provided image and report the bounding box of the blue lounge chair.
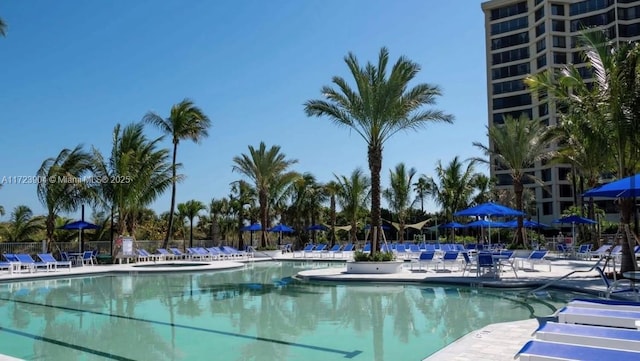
[436,251,460,272]
[170,247,190,260]
[518,250,551,271]
[515,339,640,360]
[324,244,342,258]
[411,251,436,271]
[15,253,53,272]
[556,305,640,329]
[37,253,72,271]
[335,243,354,258]
[293,244,315,258]
[535,322,640,351]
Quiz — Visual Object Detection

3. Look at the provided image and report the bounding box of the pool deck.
[0,253,634,361]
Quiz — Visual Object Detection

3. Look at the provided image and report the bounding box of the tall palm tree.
[143,99,211,249]
[472,114,556,245]
[526,30,640,272]
[1,205,44,241]
[232,142,298,248]
[178,199,205,248]
[37,146,94,250]
[324,180,341,246]
[229,180,256,249]
[412,176,429,213]
[287,173,326,244]
[305,47,453,256]
[383,163,417,242]
[93,123,172,238]
[424,156,479,235]
[335,168,371,243]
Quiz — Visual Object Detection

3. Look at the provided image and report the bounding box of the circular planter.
[345,261,404,274]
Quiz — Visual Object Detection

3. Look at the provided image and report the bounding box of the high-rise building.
[481,0,640,224]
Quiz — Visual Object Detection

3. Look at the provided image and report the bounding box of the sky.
[0,0,489,221]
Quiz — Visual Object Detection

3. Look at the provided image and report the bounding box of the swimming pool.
[0,261,584,360]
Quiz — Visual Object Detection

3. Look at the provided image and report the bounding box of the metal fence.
[0,239,213,257]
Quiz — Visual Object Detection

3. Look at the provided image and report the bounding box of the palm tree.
[232,142,298,248]
[1,205,44,241]
[92,123,172,238]
[383,163,417,242]
[37,146,94,250]
[143,99,211,249]
[335,169,371,243]
[526,30,640,272]
[305,47,453,256]
[178,199,205,249]
[423,156,479,239]
[412,176,429,213]
[287,173,326,244]
[472,115,556,245]
[229,180,256,249]
[324,180,341,246]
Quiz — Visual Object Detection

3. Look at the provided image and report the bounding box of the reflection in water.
[0,262,576,361]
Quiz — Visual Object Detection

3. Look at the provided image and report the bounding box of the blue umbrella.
[268,224,294,233]
[364,224,391,230]
[306,224,329,231]
[464,219,508,228]
[503,219,550,229]
[454,202,525,217]
[553,215,597,243]
[583,173,640,198]
[240,223,262,232]
[58,220,100,252]
[439,221,465,229]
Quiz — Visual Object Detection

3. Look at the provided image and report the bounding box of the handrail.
[525,256,608,296]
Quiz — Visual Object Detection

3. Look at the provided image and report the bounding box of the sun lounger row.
[516,298,640,360]
[2,253,73,273]
[292,244,355,258]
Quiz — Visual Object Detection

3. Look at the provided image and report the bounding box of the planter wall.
[346,261,403,274]
[253,250,282,258]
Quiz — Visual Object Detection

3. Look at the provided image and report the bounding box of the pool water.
[0,261,583,361]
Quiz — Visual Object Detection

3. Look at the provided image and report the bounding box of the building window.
[492,46,529,65]
[497,174,514,186]
[536,23,546,37]
[491,16,529,35]
[552,35,566,48]
[493,109,533,124]
[552,19,565,32]
[619,23,640,38]
[570,9,615,32]
[542,202,553,215]
[559,184,573,198]
[570,0,615,17]
[536,38,546,53]
[551,3,565,16]
[541,168,552,182]
[491,1,528,20]
[535,7,545,21]
[553,52,567,64]
[493,79,526,94]
[558,167,571,181]
[537,54,547,69]
[493,93,533,110]
[538,103,549,116]
[560,201,573,213]
[491,62,531,80]
[491,31,530,50]
[618,5,640,20]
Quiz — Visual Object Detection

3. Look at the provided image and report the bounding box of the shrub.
[353,250,395,262]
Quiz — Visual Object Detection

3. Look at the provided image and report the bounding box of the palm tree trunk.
[189,218,194,249]
[163,142,179,249]
[514,179,525,245]
[619,198,638,273]
[369,145,382,256]
[259,190,268,248]
[330,195,336,246]
[46,213,55,252]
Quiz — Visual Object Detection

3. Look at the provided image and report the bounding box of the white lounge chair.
[556,305,640,329]
[515,339,640,361]
[535,322,640,351]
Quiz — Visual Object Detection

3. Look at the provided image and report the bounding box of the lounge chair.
[535,321,640,351]
[323,244,342,258]
[81,251,95,266]
[568,298,640,312]
[15,253,53,272]
[221,246,248,259]
[518,250,551,271]
[411,251,436,271]
[476,252,496,277]
[394,244,409,260]
[556,305,640,329]
[515,339,640,360]
[575,244,592,259]
[170,248,191,260]
[157,248,177,260]
[37,253,72,271]
[294,244,315,258]
[335,243,354,258]
[436,251,460,272]
[312,244,327,256]
[590,244,613,259]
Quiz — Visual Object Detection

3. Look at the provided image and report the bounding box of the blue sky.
[0,0,488,221]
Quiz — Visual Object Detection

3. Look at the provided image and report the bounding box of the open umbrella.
[455,202,525,246]
[583,173,640,198]
[306,224,329,231]
[553,215,597,244]
[438,221,465,229]
[503,219,550,229]
[59,220,100,252]
[240,223,262,231]
[268,224,294,245]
